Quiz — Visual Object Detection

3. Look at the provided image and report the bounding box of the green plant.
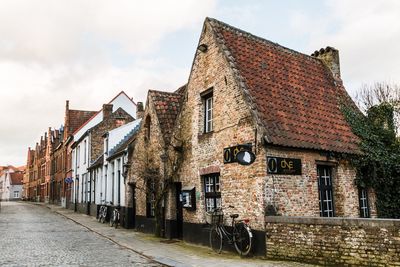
[342,101,400,218]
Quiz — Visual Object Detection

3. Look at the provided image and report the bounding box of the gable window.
[317,165,335,217]
[203,91,213,133]
[203,173,221,212]
[146,177,156,218]
[358,187,370,218]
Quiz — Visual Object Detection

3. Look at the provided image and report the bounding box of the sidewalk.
[35,202,312,267]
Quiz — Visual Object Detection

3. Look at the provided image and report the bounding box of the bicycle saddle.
[230,214,239,219]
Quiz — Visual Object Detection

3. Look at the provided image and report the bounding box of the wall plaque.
[267,157,302,175]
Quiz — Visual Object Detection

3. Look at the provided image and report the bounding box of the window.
[358,188,370,218]
[14,191,19,198]
[76,146,80,168]
[83,140,87,164]
[146,177,156,218]
[203,173,221,212]
[317,166,334,217]
[203,92,213,133]
[104,138,109,155]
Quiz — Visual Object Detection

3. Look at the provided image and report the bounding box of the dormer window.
[202,90,213,133]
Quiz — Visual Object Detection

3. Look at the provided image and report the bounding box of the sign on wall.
[267,157,302,175]
[223,144,252,164]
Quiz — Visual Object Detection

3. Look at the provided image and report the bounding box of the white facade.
[95,119,141,208]
[0,168,23,201]
[71,91,137,205]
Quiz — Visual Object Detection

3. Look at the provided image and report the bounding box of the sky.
[1,0,400,166]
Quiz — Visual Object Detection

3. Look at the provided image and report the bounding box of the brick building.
[126,18,374,255]
[24,101,96,203]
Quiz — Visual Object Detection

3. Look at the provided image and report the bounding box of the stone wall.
[265,216,400,266]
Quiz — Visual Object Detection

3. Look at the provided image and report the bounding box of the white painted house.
[95,119,141,208]
[71,91,137,214]
[0,167,23,201]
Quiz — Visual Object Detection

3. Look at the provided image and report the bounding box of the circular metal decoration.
[236,150,256,166]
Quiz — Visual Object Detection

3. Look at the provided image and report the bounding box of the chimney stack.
[311,46,341,79]
[136,102,144,119]
[103,104,113,119]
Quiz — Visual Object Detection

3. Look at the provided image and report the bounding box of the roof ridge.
[149,89,181,95]
[206,17,319,62]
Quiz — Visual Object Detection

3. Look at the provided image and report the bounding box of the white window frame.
[204,94,213,133]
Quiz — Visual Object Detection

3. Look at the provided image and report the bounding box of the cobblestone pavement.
[0,201,161,267]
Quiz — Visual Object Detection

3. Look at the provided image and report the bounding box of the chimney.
[136,102,144,119]
[103,104,113,119]
[311,46,341,79]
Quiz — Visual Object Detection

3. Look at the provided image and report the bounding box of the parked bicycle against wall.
[98,201,108,224]
[109,202,120,229]
[207,206,253,256]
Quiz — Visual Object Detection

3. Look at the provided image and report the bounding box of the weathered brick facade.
[124,18,376,257]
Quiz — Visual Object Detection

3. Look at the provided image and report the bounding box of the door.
[129,183,136,228]
[175,182,183,239]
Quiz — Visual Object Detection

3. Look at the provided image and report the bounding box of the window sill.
[198,131,214,141]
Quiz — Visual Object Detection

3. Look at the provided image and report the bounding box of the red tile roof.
[10,172,23,185]
[67,109,97,134]
[208,18,360,154]
[149,86,186,144]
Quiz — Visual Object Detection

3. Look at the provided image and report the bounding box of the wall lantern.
[198,44,208,53]
[122,163,130,178]
[236,150,256,166]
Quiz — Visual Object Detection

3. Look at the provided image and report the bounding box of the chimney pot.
[312,46,341,79]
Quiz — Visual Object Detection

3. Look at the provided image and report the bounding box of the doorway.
[175,182,183,239]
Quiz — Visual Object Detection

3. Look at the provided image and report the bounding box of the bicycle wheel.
[209,226,223,253]
[114,212,119,229]
[110,211,115,227]
[233,222,252,256]
[97,209,102,222]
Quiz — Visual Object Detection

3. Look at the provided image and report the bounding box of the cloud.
[0,0,216,165]
[289,0,400,95]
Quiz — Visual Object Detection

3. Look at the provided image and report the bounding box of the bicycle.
[98,201,108,224]
[208,206,253,256]
[109,203,120,229]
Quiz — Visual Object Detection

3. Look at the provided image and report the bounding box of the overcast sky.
[1,0,400,166]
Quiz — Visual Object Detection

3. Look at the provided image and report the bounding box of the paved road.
[0,201,161,267]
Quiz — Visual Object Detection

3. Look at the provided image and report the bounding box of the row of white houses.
[69,91,140,218]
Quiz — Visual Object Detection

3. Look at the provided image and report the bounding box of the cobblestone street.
[0,201,161,267]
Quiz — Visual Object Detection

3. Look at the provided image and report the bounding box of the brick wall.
[175,21,267,231]
[265,216,400,266]
[265,147,370,218]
